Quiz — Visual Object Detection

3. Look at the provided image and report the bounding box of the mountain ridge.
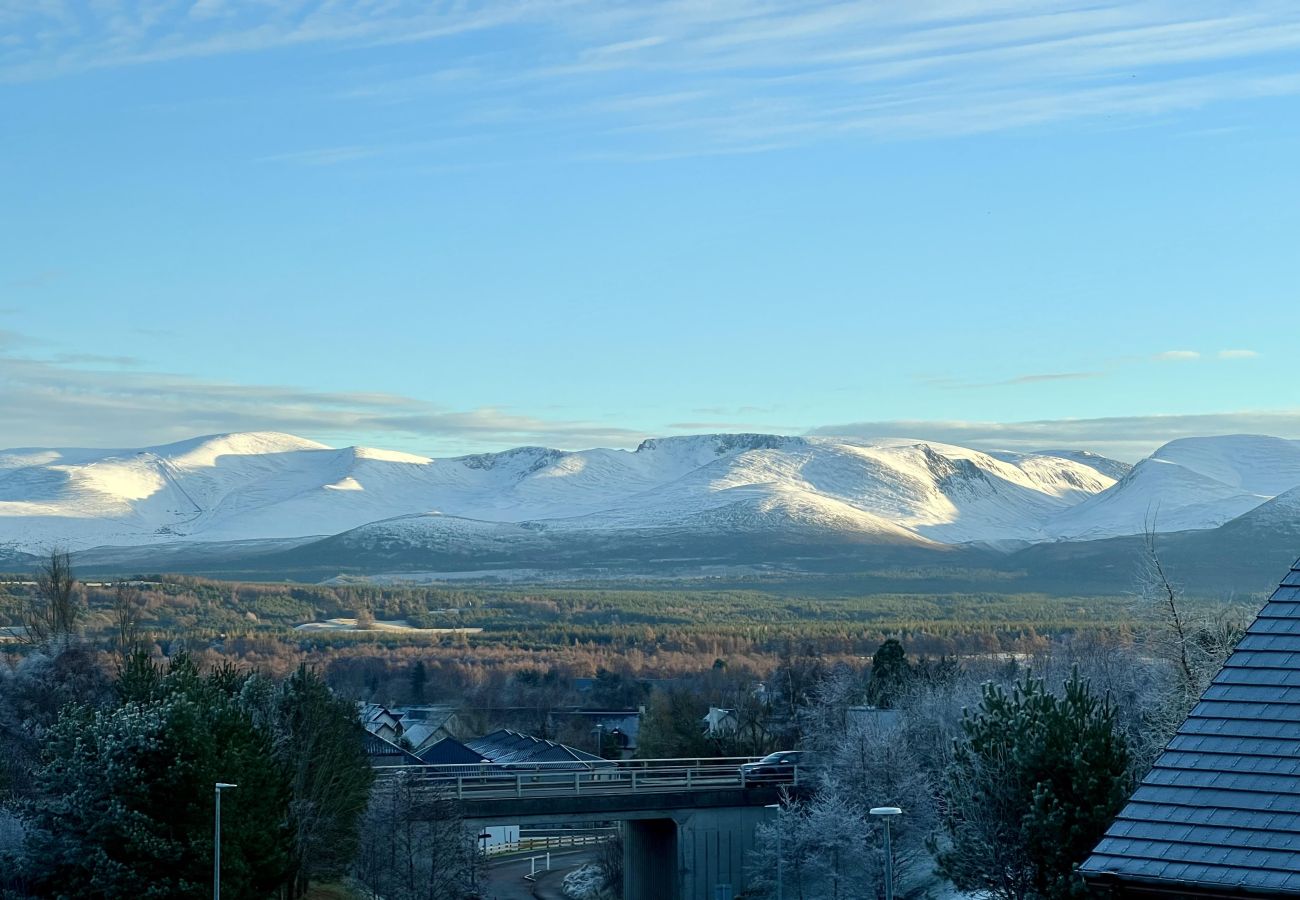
[1,431,1297,586]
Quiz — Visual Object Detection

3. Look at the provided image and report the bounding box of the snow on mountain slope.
[1052,435,1300,539]
[1150,435,1300,495]
[0,431,1121,552]
[1215,484,1300,533]
[993,449,1133,483]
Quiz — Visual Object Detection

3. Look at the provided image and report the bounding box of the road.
[478,847,599,900]
[376,757,810,803]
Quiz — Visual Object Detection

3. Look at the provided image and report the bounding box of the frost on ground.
[562,862,613,900]
[292,618,482,634]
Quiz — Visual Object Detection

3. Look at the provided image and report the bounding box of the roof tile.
[1082,560,1300,894]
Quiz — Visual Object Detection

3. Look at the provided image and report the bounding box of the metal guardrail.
[487,832,614,856]
[373,757,810,801]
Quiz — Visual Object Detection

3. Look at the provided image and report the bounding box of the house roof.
[466,729,612,769]
[398,720,453,753]
[358,704,459,751]
[1082,558,1300,896]
[362,732,424,767]
[418,737,489,766]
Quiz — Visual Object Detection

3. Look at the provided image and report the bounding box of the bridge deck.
[374,757,811,823]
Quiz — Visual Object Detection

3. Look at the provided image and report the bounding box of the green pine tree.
[935,669,1131,900]
[866,638,911,709]
[24,666,292,899]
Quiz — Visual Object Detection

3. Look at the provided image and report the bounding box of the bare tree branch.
[20,549,81,647]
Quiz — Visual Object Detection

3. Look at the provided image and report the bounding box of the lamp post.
[595,722,605,757]
[214,783,238,900]
[869,807,903,900]
[765,803,782,900]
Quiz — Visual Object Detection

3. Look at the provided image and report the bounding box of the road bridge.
[375,757,812,900]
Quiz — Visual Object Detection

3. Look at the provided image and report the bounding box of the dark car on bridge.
[739,751,815,786]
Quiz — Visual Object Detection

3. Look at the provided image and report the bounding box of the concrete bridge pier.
[625,805,770,900]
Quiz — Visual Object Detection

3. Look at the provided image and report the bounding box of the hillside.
[0,430,1297,590]
[0,431,1122,552]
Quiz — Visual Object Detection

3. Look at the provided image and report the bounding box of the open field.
[294,617,484,635]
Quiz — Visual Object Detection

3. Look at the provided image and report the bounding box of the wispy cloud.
[1219,348,1260,359]
[811,411,1300,461]
[1154,350,1201,361]
[665,420,801,433]
[7,3,1300,157]
[921,370,1105,389]
[0,340,644,454]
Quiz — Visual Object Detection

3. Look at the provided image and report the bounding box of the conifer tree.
[24,657,292,899]
[935,669,1131,900]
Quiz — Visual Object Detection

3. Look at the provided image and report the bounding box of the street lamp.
[214,783,238,900]
[595,722,605,757]
[869,807,903,900]
[765,803,783,900]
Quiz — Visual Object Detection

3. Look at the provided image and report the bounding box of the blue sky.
[3,1,1300,460]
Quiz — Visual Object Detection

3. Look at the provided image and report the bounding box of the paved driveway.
[478,847,600,900]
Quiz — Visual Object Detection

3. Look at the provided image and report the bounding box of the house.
[358,703,462,754]
[359,704,404,744]
[417,736,490,771]
[467,729,612,771]
[362,732,424,768]
[391,705,461,752]
[702,707,738,736]
[1082,558,1300,898]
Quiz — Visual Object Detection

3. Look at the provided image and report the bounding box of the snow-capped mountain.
[0,431,1120,553]
[1,431,1297,572]
[1052,435,1300,539]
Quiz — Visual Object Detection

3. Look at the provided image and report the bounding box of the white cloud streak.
[0,348,645,454]
[1154,350,1201,361]
[1,344,1293,463]
[811,411,1300,462]
[6,2,1300,155]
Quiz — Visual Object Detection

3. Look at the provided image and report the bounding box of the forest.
[0,548,1259,898]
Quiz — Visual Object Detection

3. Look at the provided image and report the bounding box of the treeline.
[2,571,1225,693]
[1,559,1257,727]
[0,555,376,899]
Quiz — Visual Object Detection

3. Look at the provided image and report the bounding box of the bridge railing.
[373,756,812,800]
[487,829,617,856]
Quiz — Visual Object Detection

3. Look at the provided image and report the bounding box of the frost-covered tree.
[751,664,938,900]
[1132,525,1247,775]
[834,718,936,896]
[353,774,481,900]
[751,792,872,900]
[0,643,112,802]
[934,670,1130,900]
[24,702,290,897]
[20,655,293,899]
[19,550,82,647]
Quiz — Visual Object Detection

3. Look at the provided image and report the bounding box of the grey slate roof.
[466,728,612,770]
[417,737,490,767]
[362,731,425,767]
[1082,559,1300,897]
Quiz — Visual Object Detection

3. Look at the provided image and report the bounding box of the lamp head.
[215,783,239,790]
[869,807,903,816]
